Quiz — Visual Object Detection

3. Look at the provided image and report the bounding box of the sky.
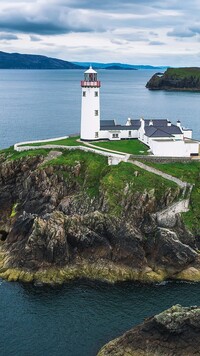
[0,0,200,66]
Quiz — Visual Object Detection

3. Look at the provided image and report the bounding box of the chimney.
[149,120,153,126]
[167,120,172,127]
[140,117,145,129]
[126,118,132,126]
[177,120,181,128]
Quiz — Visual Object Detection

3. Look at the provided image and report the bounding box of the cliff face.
[146,67,200,90]
[97,305,200,356]
[0,150,199,284]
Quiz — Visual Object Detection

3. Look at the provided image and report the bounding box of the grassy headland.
[1,147,178,216]
[43,149,177,213]
[146,67,200,90]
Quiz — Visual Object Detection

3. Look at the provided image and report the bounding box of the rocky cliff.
[97,305,200,356]
[0,148,200,284]
[146,67,200,90]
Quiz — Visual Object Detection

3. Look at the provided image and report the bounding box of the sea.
[0,69,200,356]
[0,69,200,148]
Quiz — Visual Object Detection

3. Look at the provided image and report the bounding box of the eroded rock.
[97,305,200,356]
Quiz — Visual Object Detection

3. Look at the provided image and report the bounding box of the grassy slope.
[165,67,200,79]
[0,146,50,160]
[43,149,177,215]
[0,147,177,216]
[143,161,200,232]
[20,136,81,147]
[92,139,149,155]
[21,137,148,156]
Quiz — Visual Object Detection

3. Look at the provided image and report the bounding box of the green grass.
[92,139,149,155]
[166,67,200,80]
[42,149,178,216]
[43,149,108,198]
[0,146,179,218]
[141,161,200,232]
[100,161,178,215]
[20,136,81,147]
[0,146,50,160]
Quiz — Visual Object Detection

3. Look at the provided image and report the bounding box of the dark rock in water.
[146,67,200,91]
[97,305,200,356]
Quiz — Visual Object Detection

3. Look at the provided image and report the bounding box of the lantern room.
[81,66,101,88]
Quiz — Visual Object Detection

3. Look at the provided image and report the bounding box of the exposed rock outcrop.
[97,305,200,356]
[146,67,200,91]
[0,150,199,284]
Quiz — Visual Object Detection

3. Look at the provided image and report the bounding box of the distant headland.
[0,51,167,70]
[146,67,200,91]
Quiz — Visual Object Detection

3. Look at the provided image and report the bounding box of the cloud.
[0,2,106,35]
[149,41,165,45]
[0,32,18,40]
[0,1,199,65]
[189,24,200,35]
[167,27,196,38]
[0,0,188,37]
[30,35,41,42]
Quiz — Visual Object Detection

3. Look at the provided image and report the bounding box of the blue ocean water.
[0,69,200,148]
[1,69,200,356]
[1,279,200,356]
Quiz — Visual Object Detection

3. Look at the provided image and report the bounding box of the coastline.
[1,245,200,285]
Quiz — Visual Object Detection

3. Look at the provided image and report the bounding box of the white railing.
[14,137,130,166]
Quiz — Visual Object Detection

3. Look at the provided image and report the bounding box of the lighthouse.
[80,66,101,140]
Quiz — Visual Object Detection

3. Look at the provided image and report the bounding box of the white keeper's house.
[80,66,200,157]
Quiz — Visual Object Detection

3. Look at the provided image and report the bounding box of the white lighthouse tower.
[80,66,101,140]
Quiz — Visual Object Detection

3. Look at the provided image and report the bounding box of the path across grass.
[138,160,200,233]
[20,137,148,156]
[92,139,149,155]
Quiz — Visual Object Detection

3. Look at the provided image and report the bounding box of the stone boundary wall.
[132,160,188,188]
[14,138,130,166]
[130,155,192,163]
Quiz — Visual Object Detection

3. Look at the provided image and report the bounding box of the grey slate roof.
[145,124,182,137]
[100,125,139,131]
[100,118,183,137]
[145,127,172,137]
[100,120,115,127]
[100,120,139,131]
[129,120,141,129]
[130,119,169,127]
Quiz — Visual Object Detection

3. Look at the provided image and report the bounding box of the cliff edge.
[97,305,200,356]
[0,148,200,284]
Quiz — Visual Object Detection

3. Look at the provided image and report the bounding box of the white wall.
[98,130,110,140]
[182,129,192,139]
[150,139,199,157]
[81,87,100,140]
[99,129,138,140]
[14,140,130,165]
[120,130,138,139]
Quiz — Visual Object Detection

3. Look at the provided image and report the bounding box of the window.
[95,91,98,97]
[128,131,131,137]
[83,91,86,97]
[95,110,98,116]
[95,132,99,138]
[112,133,119,138]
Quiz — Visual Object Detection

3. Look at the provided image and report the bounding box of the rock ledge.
[97,305,200,356]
